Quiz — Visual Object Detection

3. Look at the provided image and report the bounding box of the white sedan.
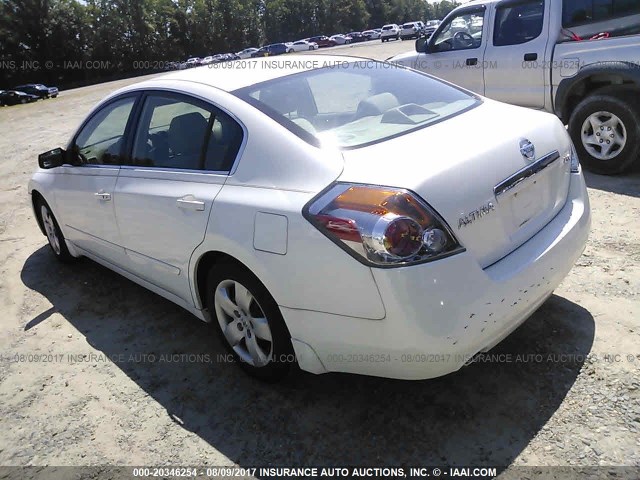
[329,34,351,45]
[29,56,590,381]
[236,48,258,59]
[288,40,319,52]
[362,30,380,40]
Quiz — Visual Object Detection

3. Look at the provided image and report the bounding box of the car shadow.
[21,246,595,469]
[584,169,640,198]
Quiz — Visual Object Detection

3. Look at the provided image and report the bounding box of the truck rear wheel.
[569,91,640,175]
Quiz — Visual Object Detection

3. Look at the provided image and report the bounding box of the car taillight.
[304,183,464,267]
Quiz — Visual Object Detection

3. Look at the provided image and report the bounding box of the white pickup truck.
[391,0,640,174]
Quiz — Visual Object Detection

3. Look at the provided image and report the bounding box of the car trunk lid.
[337,100,572,269]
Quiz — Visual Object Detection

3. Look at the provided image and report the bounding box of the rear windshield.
[382,26,393,30]
[233,61,479,149]
[403,23,415,28]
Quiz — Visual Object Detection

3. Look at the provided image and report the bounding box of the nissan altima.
[29,56,590,381]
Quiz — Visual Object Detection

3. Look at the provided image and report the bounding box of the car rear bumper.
[283,172,590,379]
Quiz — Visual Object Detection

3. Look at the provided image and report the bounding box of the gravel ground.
[0,40,638,478]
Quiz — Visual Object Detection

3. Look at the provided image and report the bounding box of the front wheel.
[569,90,640,175]
[207,262,295,382]
[37,199,75,263]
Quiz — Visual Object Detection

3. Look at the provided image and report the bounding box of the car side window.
[563,0,640,26]
[204,110,244,172]
[494,1,544,47]
[131,95,212,170]
[130,93,243,172]
[73,97,136,165]
[432,10,485,52]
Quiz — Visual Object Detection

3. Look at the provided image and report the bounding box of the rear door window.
[130,93,243,172]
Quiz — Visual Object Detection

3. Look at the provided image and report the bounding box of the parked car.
[164,61,182,71]
[237,48,259,59]
[218,53,240,62]
[347,31,367,43]
[400,22,422,40]
[30,55,590,381]
[329,34,351,45]
[423,20,441,38]
[185,57,201,68]
[251,43,289,57]
[308,35,337,48]
[288,40,319,52]
[0,90,39,106]
[362,30,381,40]
[380,24,400,42]
[392,0,640,174]
[13,83,58,99]
[201,56,216,65]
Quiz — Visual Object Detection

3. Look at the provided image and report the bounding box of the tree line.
[0,0,461,89]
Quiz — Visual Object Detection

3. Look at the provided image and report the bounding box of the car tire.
[569,89,640,175]
[36,198,75,263]
[20,99,26,104]
[207,261,295,382]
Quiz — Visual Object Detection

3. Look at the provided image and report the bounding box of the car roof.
[133,55,366,93]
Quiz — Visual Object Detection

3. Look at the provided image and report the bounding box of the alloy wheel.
[41,205,61,254]
[214,279,273,367]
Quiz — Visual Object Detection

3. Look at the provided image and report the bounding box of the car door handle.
[176,196,205,211]
[466,58,478,66]
[94,191,111,201]
[524,53,538,61]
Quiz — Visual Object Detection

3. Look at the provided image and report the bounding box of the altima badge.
[520,139,536,161]
[458,202,495,229]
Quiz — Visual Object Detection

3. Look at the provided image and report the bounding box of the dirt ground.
[0,40,639,477]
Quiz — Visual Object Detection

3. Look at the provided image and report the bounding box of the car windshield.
[382,26,393,30]
[233,61,479,149]
[403,23,414,28]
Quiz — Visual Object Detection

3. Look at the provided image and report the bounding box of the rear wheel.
[569,90,640,175]
[37,199,74,263]
[207,262,295,382]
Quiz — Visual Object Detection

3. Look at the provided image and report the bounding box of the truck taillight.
[303,183,464,267]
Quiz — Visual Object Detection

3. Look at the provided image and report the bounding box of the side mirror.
[415,36,430,53]
[38,148,67,169]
